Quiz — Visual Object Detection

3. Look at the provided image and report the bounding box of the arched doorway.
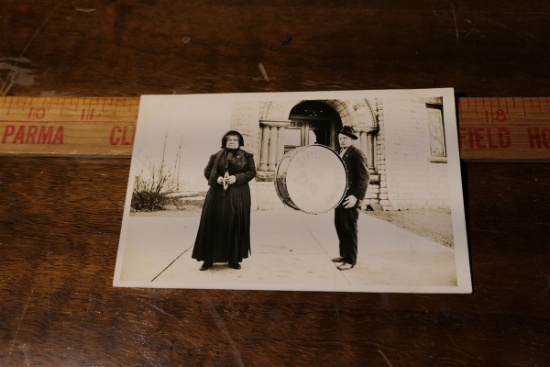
[284,101,343,153]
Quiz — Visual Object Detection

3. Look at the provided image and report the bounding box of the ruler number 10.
[27,107,46,120]
[485,109,507,123]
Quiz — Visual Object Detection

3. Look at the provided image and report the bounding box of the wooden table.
[1,1,549,365]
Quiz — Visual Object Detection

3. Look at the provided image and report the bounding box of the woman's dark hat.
[338,126,358,140]
[221,130,244,147]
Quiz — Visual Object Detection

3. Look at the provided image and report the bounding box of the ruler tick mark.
[504,97,509,114]
[7,97,13,116]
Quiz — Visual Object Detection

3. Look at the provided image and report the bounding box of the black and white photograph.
[113,88,471,293]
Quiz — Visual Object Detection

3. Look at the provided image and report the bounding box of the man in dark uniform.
[332,126,369,271]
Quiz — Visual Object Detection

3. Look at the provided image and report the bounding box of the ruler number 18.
[485,109,507,123]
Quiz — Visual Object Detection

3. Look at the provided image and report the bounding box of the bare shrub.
[130,134,182,212]
[131,166,171,212]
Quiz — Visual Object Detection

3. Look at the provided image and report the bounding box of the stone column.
[267,126,278,171]
[259,121,291,173]
[366,132,376,173]
[259,125,270,171]
[354,125,378,174]
[276,128,285,164]
[359,130,368,153]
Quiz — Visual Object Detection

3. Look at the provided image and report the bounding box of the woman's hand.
[225,175,237,185]
[217,176,224,185]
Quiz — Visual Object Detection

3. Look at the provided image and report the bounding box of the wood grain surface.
[1,1,549,366]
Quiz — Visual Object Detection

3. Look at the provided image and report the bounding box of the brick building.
[229,96,449,212]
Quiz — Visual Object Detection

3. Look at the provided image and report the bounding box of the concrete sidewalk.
[116,208,457,293]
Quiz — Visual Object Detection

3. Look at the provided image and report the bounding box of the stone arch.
[254,97,382,211]
[259,100,297,121]
[256,98,379,181]
[259,98,377,127]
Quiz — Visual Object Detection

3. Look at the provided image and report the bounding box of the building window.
[426,104,447,163]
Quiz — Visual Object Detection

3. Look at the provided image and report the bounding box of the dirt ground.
[364,208,454,248]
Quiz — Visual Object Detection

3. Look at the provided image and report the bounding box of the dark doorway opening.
[285,101,343,153]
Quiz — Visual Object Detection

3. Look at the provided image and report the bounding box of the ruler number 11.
[485,109,507,123]
[81,108,95,121]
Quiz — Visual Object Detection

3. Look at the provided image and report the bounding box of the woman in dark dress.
[192,130,257,271]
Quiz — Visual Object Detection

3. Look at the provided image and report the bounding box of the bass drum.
[274,144,348,214]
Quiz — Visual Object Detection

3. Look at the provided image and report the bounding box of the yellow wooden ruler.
[0,96,548,160]
[458,97,550,161]
[0,97,137,157]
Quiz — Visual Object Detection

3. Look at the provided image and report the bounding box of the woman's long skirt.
[191,183,251,264]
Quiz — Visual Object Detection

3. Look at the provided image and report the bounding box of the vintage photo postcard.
[113,88,472,293]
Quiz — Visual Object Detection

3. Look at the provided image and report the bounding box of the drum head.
[275,145,348,214]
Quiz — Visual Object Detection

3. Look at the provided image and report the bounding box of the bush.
[131,169,170,212]
[130,134,183,212]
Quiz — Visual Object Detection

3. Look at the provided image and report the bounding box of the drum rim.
[274,144,349,214]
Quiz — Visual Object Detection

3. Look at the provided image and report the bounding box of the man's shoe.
[228,262,241,270]
[337,263,355,271]
[200,262,212,271]
[331,256,346,263]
